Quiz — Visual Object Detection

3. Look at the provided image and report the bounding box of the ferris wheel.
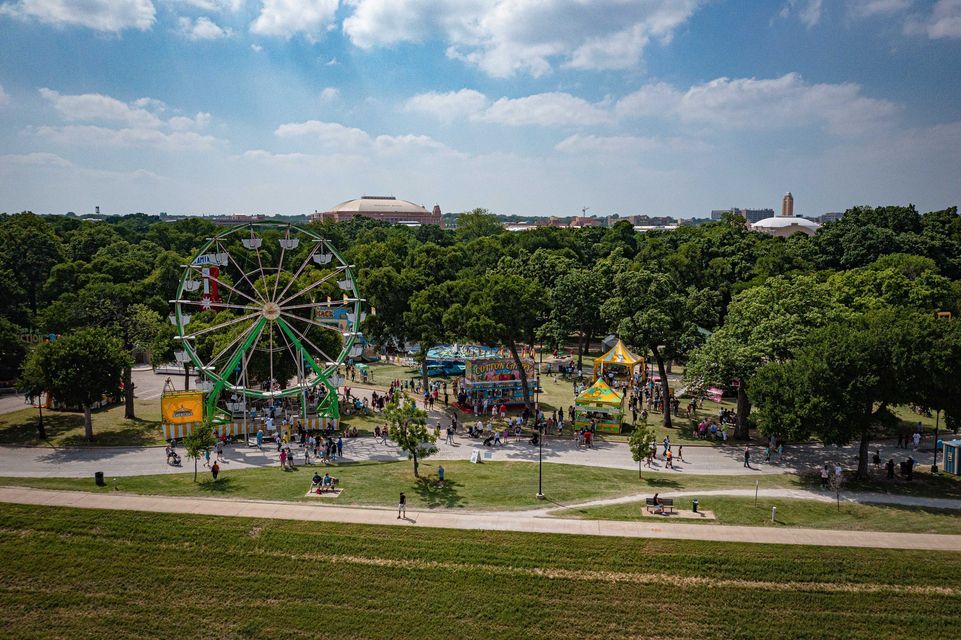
[171,223,365,422]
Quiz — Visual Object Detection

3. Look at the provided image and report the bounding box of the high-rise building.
[782,192,794,217]
[711,208,773,223]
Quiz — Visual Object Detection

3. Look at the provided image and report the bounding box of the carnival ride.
[170,223,364,426]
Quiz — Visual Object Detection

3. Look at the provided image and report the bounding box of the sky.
[0,0,960,219]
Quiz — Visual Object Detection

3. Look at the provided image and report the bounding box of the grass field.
[0,401,164,446]
[0,504,959,639]
[0,461,804,511]
[555,496,961,535]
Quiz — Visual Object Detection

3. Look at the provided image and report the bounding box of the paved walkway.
[536,487,961,515]
[1,486,959,551]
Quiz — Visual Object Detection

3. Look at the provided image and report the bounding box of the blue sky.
[0,0,959,218]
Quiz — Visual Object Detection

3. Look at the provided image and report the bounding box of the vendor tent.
[592,339,644,382]
[574,379,624,434]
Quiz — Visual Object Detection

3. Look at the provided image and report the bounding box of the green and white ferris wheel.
[171,223,364,423]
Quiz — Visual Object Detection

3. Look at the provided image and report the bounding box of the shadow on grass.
[413,476,464,509]
[198,478,236,494]
[642,477,682,489]
[61,419,162,447]
[0,413,81,445]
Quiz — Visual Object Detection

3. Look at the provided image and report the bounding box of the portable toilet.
[943,440,961,475]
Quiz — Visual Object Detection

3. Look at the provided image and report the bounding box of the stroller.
[483,433,495,447]
[165,446,181,466]
[529,432,540,447]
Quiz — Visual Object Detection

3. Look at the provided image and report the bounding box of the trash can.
[94,471,105,487]
[692,499,699,513]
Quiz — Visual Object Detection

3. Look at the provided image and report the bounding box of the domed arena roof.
[329,196,428,215]
[752,216,820,230]
[751,215,820,237]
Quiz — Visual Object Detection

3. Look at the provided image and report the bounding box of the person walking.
[336,436,343,458]
[256,428,264,450]
[912,431,921,450]
[665,448,673,470]
[279,449,287,470]
[397,492,407,519]
[677,445,683,462]
[820,464,829,488]
[211,461,220,480]
[743,446,750,468]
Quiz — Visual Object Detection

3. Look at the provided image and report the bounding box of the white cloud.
[848,0,913,19]
[319,87,340,102]
[778,0,823,28]
[0,0,156,32]
[343,0,702,77]
[555,133,707,155]
[275,120,372,148]
[272,119,461,157]
[250,0,338,39]
[0,83,8,106]
[32,124,220,151]
[168,0,244,11]
[178,15,231,40]
[33,88,218,150]
[168,112,212,130]
[0,151,73,167]
[404,89,488,122]
[905,0,961,38]
[479,92,611,127]
[619,73,898,135]
[39,88,164,128]
[251,43,263,52]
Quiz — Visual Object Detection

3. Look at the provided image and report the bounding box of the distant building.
[309,196,443,228]
[782,192,794,217]
[753,194,819,238]
[568,217,601,228]
[209,214,267,226]
[819,211,843,224]
[711,208,773,223]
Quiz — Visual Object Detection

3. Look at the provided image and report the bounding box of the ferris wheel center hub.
[262,302,281,320]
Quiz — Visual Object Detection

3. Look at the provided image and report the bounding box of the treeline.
[1,205,959,474]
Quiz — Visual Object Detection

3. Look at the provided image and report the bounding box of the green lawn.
[0,504,958,639]
[0,401,164,446]
[0,461,810,511]
[555,496,961,535]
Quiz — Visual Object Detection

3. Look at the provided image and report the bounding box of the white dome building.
[310,196,443,228]
[752,193,819,237]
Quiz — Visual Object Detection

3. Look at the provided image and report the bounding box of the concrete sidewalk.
[2,486,960,551]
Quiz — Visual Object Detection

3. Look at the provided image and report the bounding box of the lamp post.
[535,378,544,500]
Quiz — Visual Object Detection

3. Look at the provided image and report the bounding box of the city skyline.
[1,1,960,218]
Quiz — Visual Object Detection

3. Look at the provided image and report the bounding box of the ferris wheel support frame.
[172,223,362,425]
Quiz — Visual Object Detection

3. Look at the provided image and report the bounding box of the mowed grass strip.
[554,496,961,535]
[0,504,959,639]
[0,460,804,510]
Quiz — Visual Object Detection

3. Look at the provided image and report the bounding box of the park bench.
[645,497,674,514]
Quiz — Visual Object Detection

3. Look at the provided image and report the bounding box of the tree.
[183,421,217,483]
[749,311,910,479]
[455,208,502,242]
[405,283,452,392]
[0,213,64,315]
[0,317,26,383]
[15,344,47,440]
[384,395,436,477]
[20,328,129,441]
[550,268,608,368]
[684,275,844,439]
[603,269,718,428]
[445,274,546,409]
[628,421,657,478]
